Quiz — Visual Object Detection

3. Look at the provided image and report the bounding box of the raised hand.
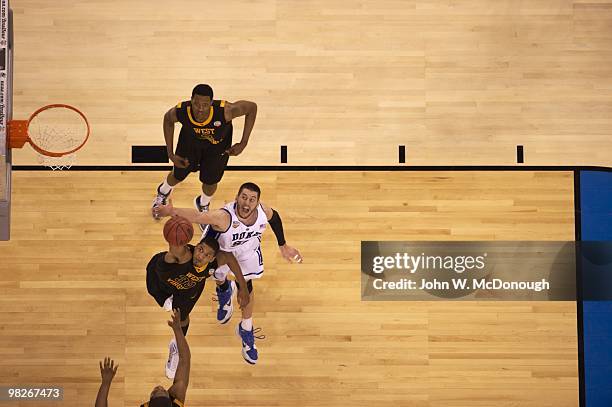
[99,357,118,385]
[167,308,182,332]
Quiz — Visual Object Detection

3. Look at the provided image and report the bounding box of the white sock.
[200,193,212,207]
[241,318,253,331]
[159,180,173,195]
[163,295,173,311]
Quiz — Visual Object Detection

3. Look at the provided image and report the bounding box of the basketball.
[163,216,194,246]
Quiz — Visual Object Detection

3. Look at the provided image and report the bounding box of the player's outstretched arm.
[153,204,229,230]
[224,100,257,156]
[261,202,303,264]
[168,309,190,404]
[95,357,118,407]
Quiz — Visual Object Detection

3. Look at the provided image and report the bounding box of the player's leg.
[166,311,189,380]
[193,181,218,227]
[152,137,197,218]
[165,288,202,379]
[239,280,254,321]
[236,280,265,365]
[235,249,264,365]
[162,171,182,192]
[165,300,190,379]
[194,152,229,216]
[210,264,235,324]
[202,182,218,199]
[193,139,231,217]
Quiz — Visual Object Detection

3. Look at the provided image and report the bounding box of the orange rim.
[26,103,90,157]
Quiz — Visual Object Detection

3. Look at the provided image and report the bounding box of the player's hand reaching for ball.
[280,244,303,264]
[169,153,190,169]
[153,201,174,218]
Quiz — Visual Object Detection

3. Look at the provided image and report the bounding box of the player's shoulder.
[151,251,168,264]
[160,251,177,265]
[212,201,232,214]
[208,207,232,233]
[258,202,273,219]
[147,251,166,271]
[213,207,232,221]
[175,100,190,109]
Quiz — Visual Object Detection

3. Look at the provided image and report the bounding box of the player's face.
[236,188,259,219]
[150,385,170,400]
[193,242,216,267]
[191,94,212,119]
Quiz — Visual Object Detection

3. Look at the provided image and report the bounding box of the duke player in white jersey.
[153,182,302,364]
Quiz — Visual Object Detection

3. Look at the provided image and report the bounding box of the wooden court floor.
[0,170,577,406]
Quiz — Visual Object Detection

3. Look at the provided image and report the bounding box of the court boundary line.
[574,170,585,407]
[10,164,612,172]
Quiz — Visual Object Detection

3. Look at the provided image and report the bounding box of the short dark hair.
[238,182,261,200]
[192,84,213,99]
[148,396,172,407]
[199,235,220,254]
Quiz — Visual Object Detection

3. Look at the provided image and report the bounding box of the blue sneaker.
[215,281,235,324]
[236,324,265,365]
[193,196,210,234]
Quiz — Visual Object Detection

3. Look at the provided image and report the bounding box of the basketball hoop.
[7,104,90,170]
[36,152,77,171]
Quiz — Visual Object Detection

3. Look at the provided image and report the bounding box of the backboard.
[0,0,13,241]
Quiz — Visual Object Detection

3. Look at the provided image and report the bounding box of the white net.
[28,105,88,163]
[36,153,76,171]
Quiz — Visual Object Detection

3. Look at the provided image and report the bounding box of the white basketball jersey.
[217,202,268,256]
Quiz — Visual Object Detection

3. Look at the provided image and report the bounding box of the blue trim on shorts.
[242,270,264,277]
